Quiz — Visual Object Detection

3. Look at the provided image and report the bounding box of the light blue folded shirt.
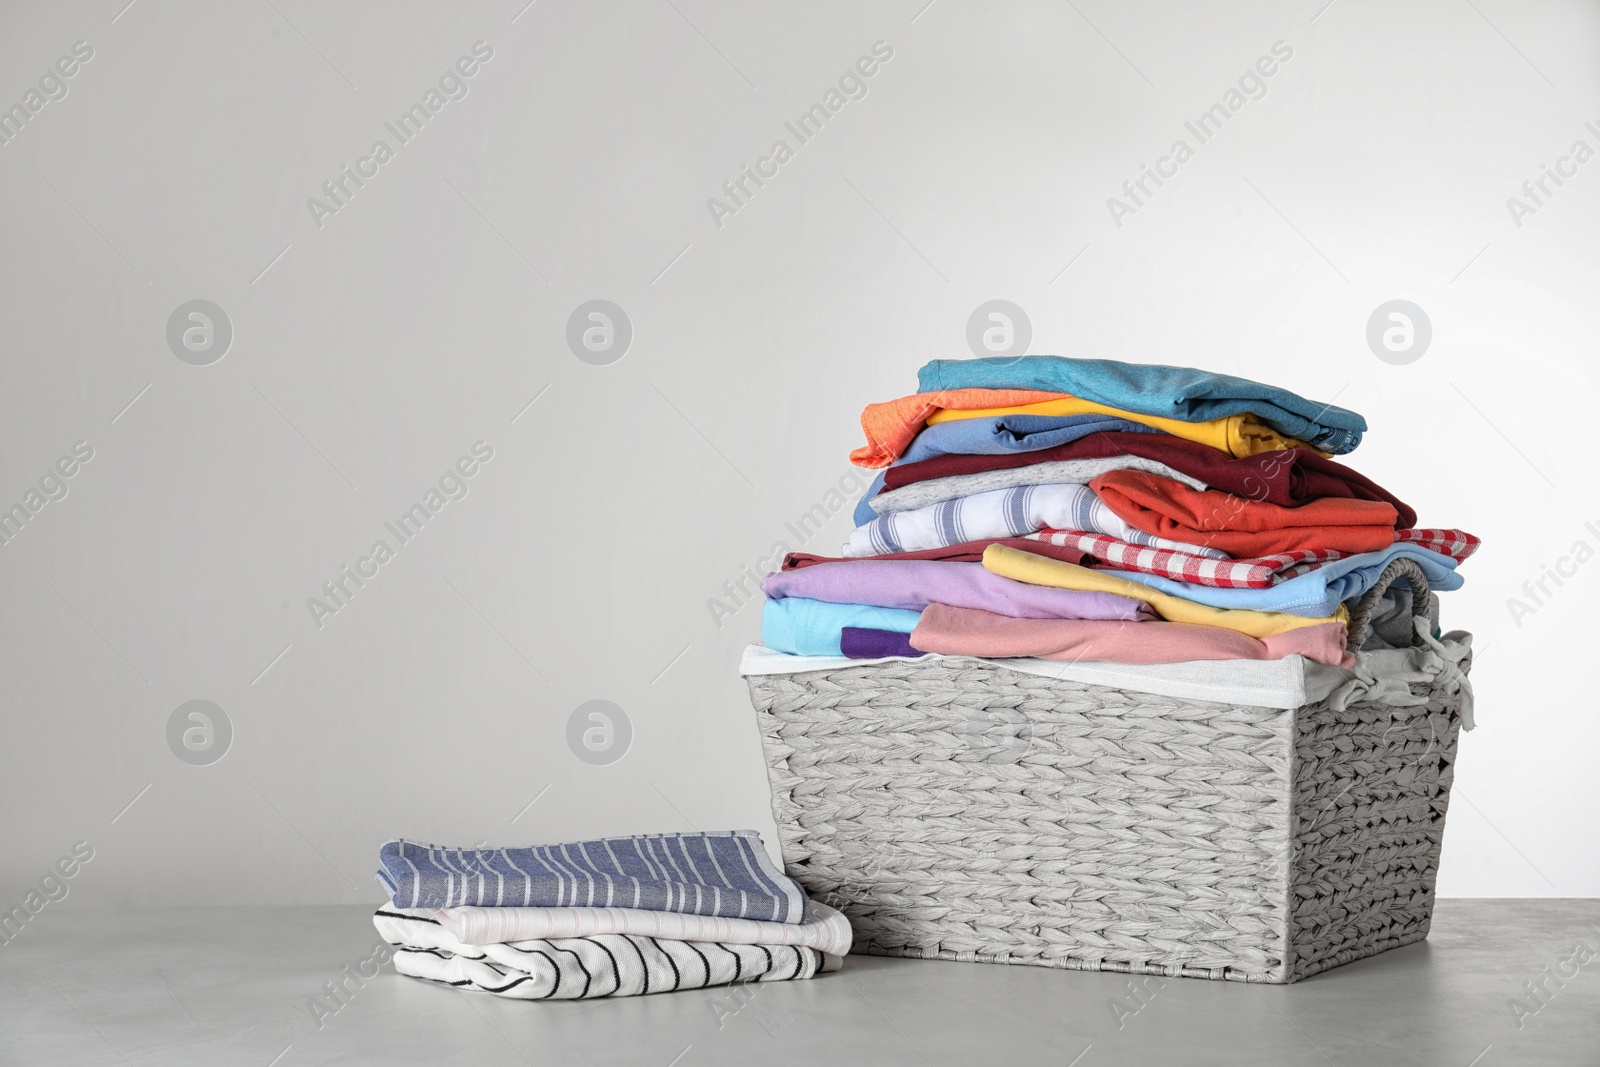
[852,412,1155,525]
[761,597,922,657]
[918,356,1366,454]
[1105,544,1461,618]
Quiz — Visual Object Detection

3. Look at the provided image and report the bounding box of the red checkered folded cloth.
[1025,528,1480,589]
[1397,528,1481,561]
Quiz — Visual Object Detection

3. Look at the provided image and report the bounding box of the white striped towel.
[373,908,837,1000]
[413,898,853,954]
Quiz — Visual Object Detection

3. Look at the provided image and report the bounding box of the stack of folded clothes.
[372,830,849,999]
[760,356,1478,667]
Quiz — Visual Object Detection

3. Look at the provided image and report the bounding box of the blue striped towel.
[376,831,808,923]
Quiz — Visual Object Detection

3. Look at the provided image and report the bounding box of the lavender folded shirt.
[762,560,1153,622]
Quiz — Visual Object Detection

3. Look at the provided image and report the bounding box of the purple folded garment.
[762,560,1153,622]
[840,627,925,659]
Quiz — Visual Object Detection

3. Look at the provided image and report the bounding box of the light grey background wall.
[2,0,1595,912]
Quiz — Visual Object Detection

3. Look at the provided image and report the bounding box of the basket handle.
[1345,556,1433,650]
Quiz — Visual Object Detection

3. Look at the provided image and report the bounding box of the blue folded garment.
[1103,544,1462,618]
[377,831,807,922]
[917,356,1366,454]
[852,412,1156,525]
[761,597,921,657]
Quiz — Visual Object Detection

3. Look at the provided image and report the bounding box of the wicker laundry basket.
[746,559,1471,983]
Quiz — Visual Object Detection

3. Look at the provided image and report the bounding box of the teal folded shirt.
[918,356,1366,454]
[761,598,921,657]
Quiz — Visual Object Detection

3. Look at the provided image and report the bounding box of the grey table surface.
[1,900,1596,1066]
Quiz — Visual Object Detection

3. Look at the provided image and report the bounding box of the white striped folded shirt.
[374,908,837,1000]
[843,482,1229,560]
[867,455,1206,516]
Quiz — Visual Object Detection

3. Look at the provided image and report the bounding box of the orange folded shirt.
[1089,469,1398,558]
[848,389,1068,468]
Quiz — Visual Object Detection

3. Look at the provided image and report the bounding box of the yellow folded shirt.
[982,544,1348,639]
[926,396,1315,458]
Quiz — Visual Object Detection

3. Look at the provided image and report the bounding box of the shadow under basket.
[746,583,1470,983]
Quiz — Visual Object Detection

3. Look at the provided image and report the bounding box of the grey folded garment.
[1358,587,1440,652]
[373,908,838,1000]
[866,456,1206,515]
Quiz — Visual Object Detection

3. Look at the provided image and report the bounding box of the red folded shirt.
[1089,470,1399,557]
[880,431,1416,528]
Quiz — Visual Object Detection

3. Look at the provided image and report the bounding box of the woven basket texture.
[747,654,1466,983]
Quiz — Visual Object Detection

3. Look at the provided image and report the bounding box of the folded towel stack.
[372,830,847,1000]
[761,356,1479,666]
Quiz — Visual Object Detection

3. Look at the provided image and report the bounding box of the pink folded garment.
[762,560,1153,621]
[910,603,1354,667]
